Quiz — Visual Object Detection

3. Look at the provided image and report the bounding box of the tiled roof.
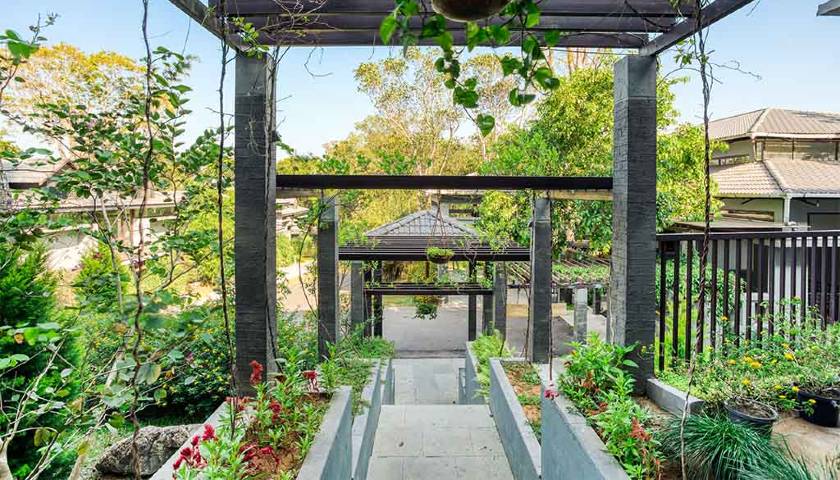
[712,158,840,197]
[709,108,840,141]
[366,209,478,238]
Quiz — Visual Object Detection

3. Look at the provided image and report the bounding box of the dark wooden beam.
[365,283,493,296]
[167,0,248,51]
[258,29,647,47]
[640,0,756,56]
[277,175,613,191]
[245,14,676,32]
[818,0,840,16]
[214,0,696,17]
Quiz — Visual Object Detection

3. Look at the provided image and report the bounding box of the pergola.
[168,0,757,394]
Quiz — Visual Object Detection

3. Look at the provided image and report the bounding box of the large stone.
[95,425,196,476]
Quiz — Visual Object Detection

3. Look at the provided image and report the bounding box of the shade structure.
[184,0,756,54]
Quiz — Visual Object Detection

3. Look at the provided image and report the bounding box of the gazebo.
[167,0,757,394]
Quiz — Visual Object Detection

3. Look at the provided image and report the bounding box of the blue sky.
[4,1,839,156]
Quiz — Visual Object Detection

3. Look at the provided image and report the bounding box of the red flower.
[202,424,216,441]
[249,360,264,386]
[259,446,274,456]
[303,370,319,392]
[190,435,200,447]
[269,399,283,422]
[544,385,559,400]
[630,418,651,442]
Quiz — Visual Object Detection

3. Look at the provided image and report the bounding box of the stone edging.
[461,341,485,404]
[352,358,394,480]
[488,358,541,480]
[539,366,629,480]
[150,402,230,480]
[297,386,353,479]
[646,378,705,417]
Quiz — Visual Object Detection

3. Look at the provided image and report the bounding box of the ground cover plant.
[470,331,512,397]
[557,334,662,480]
[657,300,840,414]
[503,362,542,441]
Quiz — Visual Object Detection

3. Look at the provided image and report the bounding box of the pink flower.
[249,360,264,386]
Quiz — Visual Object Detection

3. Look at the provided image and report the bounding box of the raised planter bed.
[351,358,394,480]
[540,374,629,480]
[460,341,485,404]
[646,377,705,417]
[151,387,353,480]
[488,358,541,480]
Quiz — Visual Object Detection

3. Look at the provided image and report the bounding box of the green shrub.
[471,331,511,396]
[74,242,130,312]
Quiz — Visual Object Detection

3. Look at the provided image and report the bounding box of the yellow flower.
[782,343,790,349]
[784,353,795,361]
[792,386,799,393]
[742,378,751,386]
[750,361,762,369]
[779,395,787,399]
[743,356,754,363]
[774,384,782,390]
[808,399,817,405]
[721,315,729,321]
[727,359,737,366]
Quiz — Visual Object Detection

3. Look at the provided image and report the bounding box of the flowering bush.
[658,301,840,413]
[559,334,661,480]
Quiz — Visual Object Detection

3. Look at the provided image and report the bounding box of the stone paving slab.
[393,359,464,405]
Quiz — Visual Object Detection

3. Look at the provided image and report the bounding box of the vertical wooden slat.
[672,241,681,361]
[792,237,798,323]
[802,236,809,325]
[832,235,838,324]
[723,239,731,348]
[685,240,694,361]
[820,235,828,326]
[659,243,667,370]
[710,239,719,351]
[780,237,787,331]
[810,236,817,325]
[756,238,765,340]
[768,238,775,336]
[746,240,753,341]
[734,239,742,346]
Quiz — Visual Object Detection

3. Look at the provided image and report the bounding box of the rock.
[95,424,198,476]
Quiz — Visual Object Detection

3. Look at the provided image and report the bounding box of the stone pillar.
[482,262,494,335]
[494,263,508,339]
[373,262,383,337]
[317,197,339,360]
[363,267,373,337]
[529,197,552,363]
[234,53,276,394]
[610,55,657,390]
[468,261,477,341]
[574,285,588,343]
[350,261,365,334]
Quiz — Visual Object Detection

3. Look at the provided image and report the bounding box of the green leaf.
[534,67,560,90]
[544,30,562,47]
[379,15,399,44]
[34,428,55,447]
[139,363,162,385]
[154,388,167,403]
[500,57,523,76]
[476,114,496,137]
[184,375,197,386]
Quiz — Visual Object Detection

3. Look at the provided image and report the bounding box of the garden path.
[367,358,515,480]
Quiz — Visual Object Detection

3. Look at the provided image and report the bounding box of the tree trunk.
[0,441,13,480]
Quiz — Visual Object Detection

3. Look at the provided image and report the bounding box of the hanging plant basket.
[414,295,441,320]
[432,0,510,22]
[426,247,454,265]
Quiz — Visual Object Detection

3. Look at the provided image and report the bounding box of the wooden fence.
[655,230,840,370]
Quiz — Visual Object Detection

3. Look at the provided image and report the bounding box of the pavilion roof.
[172,0,756,55]
[365,209,478,239]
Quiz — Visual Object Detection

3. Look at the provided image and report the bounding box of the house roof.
[709,108,840,141]
[366,209,478,238]
[2,156,71,189]
[712,157,840,198]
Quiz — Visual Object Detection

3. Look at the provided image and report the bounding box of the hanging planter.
[724,398,778,435]
[426,247,454,265]
[797,386,840,428]
[431,0,510,22]
[413,295,441,320]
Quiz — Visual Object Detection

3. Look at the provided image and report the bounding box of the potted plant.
[797,386,840,428]
[426,247,454,264]
[724,397,778,434]
[413,295,441,320]
[431,0,510,21]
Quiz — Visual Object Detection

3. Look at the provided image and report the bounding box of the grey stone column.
[363,267,373,336]
[610,55,657,390]
[350,261,365,334]
[529,197,552,363]
[574,285,588,343]
[373,262,383,337]
[317,197,339,360]
[494,263,508,339]
[468,261,477,341]
[234,53,276,394]
[482,262,494,335]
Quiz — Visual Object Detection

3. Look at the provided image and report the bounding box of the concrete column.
[317,197,339,360]
[494,263,508,339]
[468,261,477,341]
[574,285,588,343]
[482,262,494,335]
[234,53,276,394]
[529,197,552,363]
[610,55,657,390]
[350,261,365,334]
[373,262,383,337]
[363,267,373,336]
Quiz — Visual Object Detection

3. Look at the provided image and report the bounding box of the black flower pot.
[724,398,778,435]
[432,0,510,21]
[797,388,840,428]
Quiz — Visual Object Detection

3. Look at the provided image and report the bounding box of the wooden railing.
[655,230,840,370]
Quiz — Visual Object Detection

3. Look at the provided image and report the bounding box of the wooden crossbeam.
[818,0,840,16]
[364,283,494,295]
[167,0,248,51]
[640,0,756,55]
[277,175,612,191]
[213,0,696,17]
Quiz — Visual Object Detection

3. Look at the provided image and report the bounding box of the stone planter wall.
[352,358,394,480]
[150,402,229,480]
[297,386,353,479]
[460,341,485,404]
[646,378,704,417]
[540,379,629,480]
[488,358,540,480]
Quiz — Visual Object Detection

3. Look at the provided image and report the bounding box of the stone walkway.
[368,359,514,480]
